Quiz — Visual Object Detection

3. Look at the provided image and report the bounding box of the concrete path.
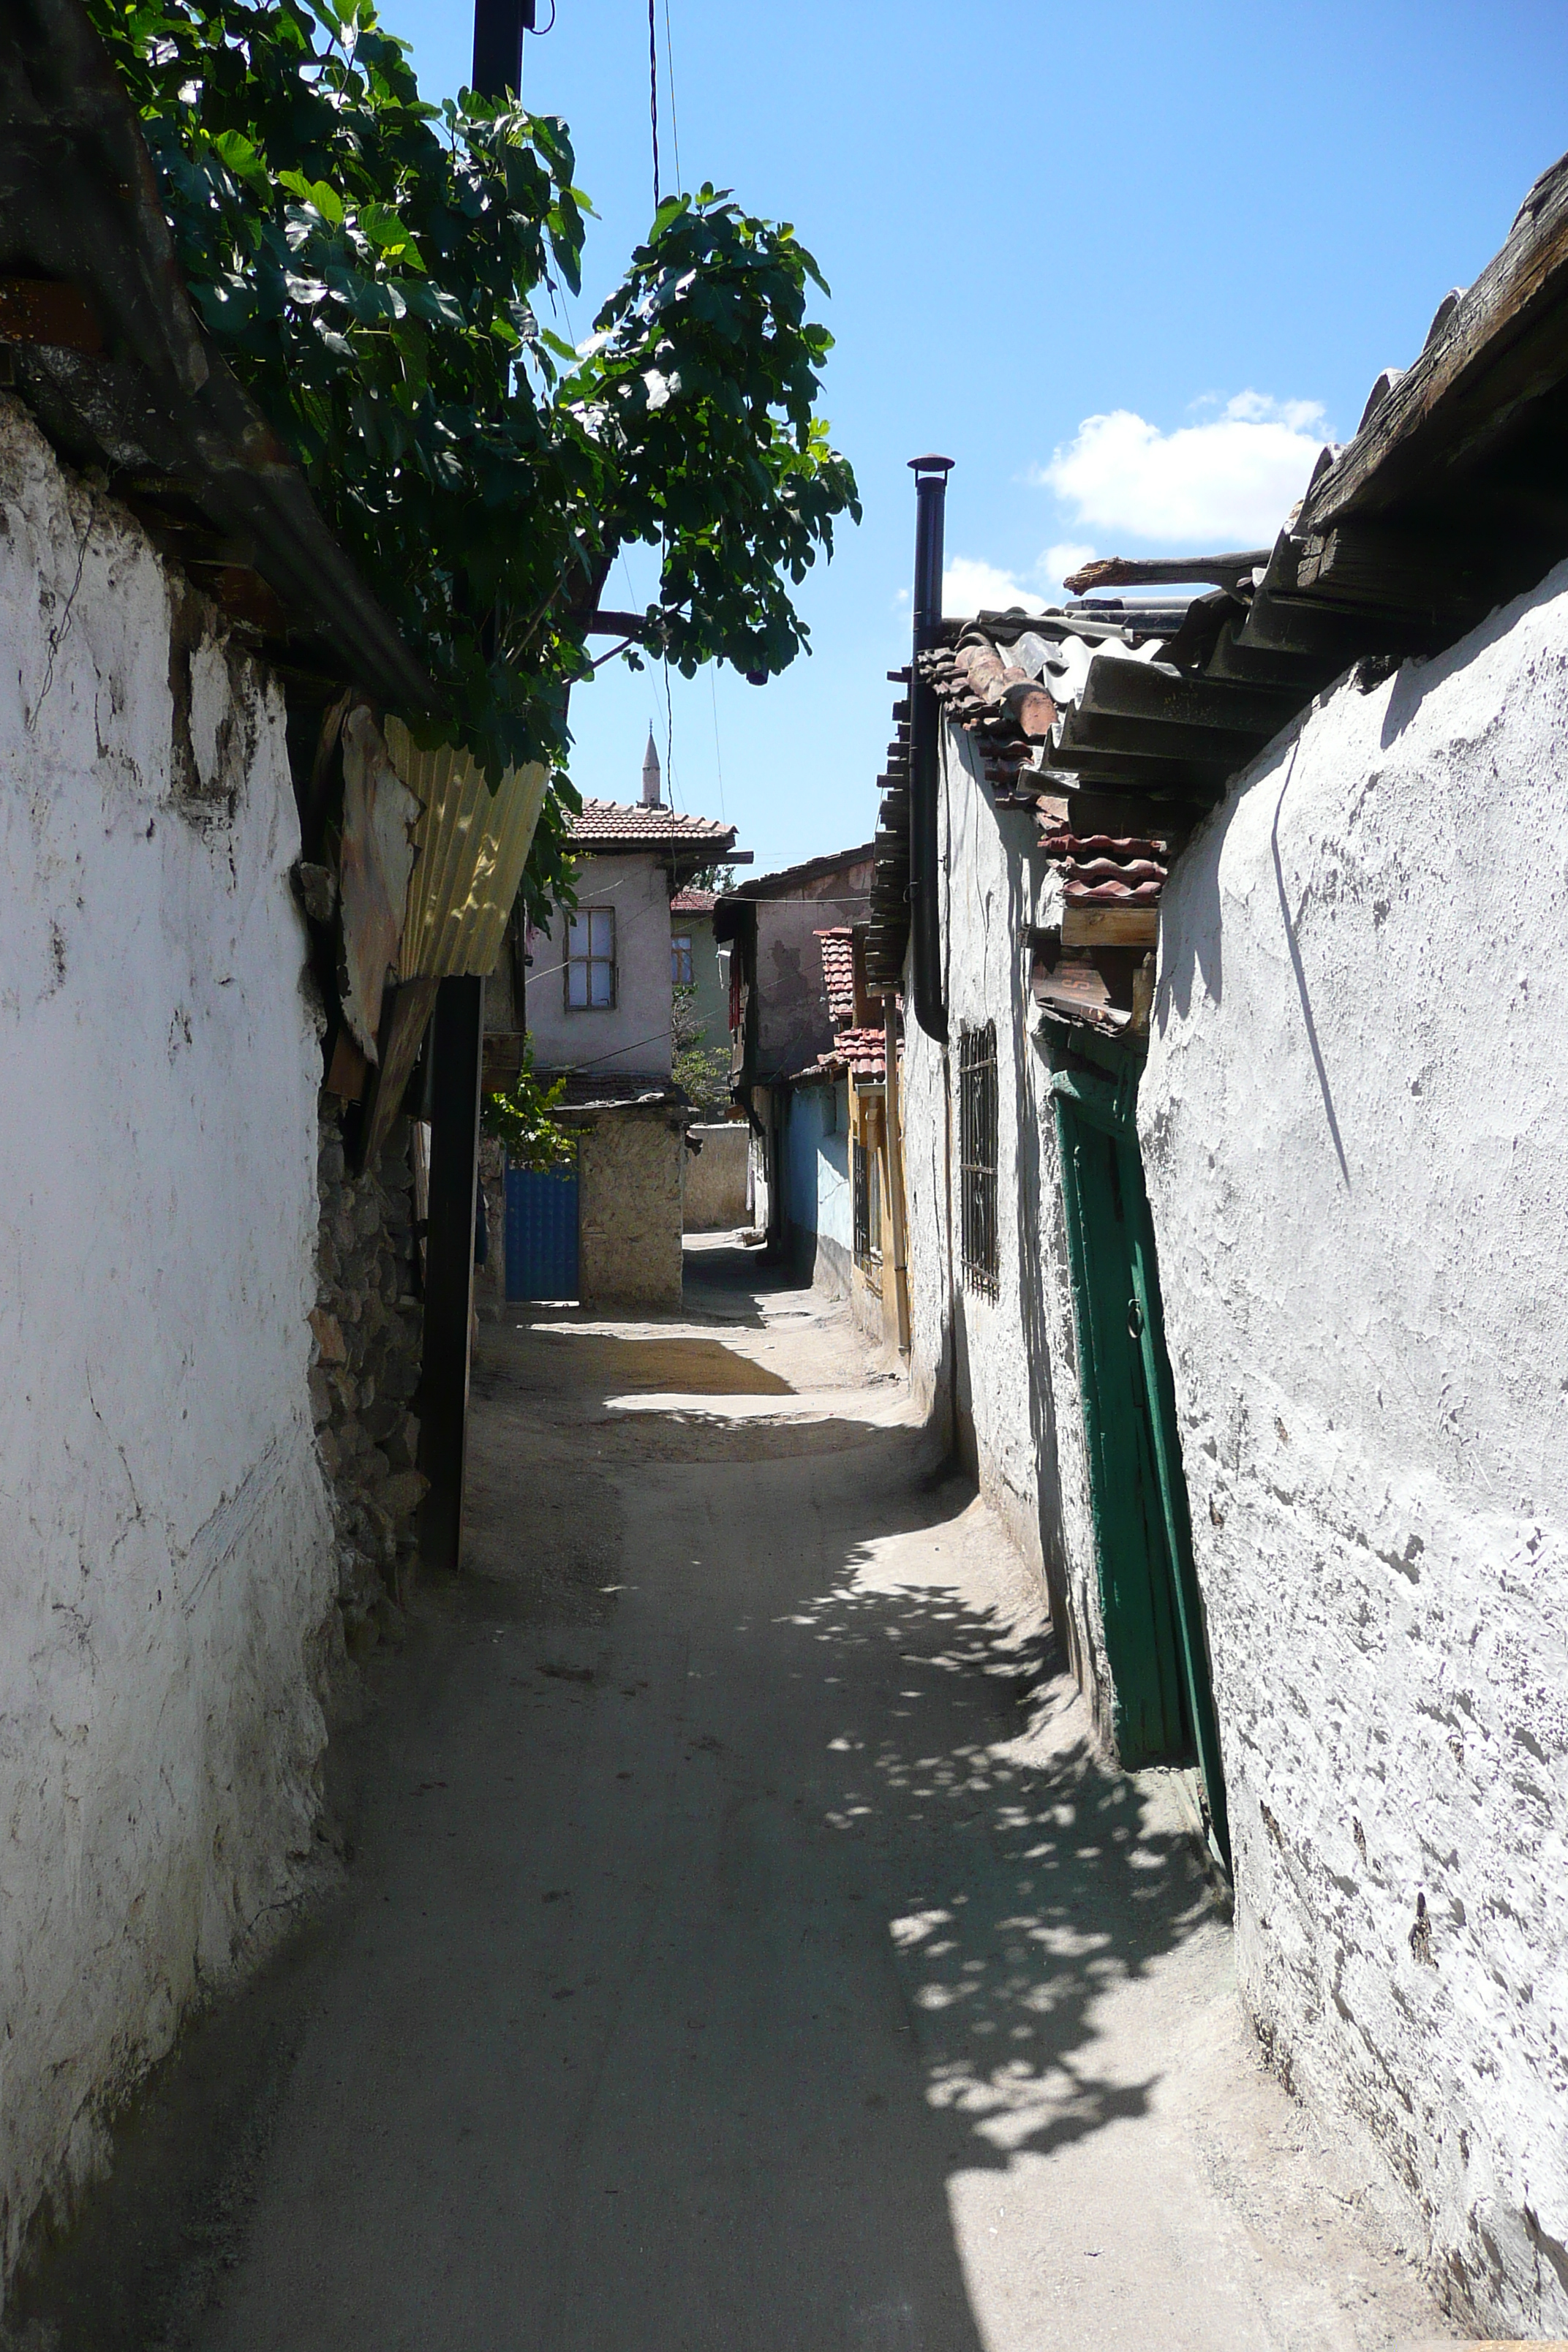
[14,1240,1458,2351]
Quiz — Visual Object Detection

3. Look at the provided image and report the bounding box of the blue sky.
[378,0,1568,875]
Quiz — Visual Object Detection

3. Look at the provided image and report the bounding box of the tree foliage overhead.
[88,0,859,908]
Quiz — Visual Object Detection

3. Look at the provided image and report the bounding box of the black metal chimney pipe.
[908,454,952,1044]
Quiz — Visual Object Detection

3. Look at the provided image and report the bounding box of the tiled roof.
[818,1026,887,1081]
[1037,821,1172,905]
[723,844,875,900]
[815,928,857,1025]
[570,799,735,849]
[671,886,717,913]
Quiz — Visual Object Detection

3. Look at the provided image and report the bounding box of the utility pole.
[416,0,538,1577]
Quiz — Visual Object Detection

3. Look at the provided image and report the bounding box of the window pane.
[567,960,588,1008]
[568,913,589,957]
[589,957,614,1008]
[589,909,615,956]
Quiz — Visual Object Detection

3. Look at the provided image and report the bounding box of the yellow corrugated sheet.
[384,720,549,980]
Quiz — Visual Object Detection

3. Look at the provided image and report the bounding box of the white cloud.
[1039,541,1097,593]
[1036,392,1328,546]
[941,556,1048,616]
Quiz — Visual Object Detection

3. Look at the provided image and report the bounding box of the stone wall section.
[309,1104,426,1648]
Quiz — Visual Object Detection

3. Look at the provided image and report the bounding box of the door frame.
[1049,1055,1231,1869]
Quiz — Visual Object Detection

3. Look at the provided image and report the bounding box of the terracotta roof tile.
[671,886,717,913]
[569,799,735,848]
[814,927,857,1025]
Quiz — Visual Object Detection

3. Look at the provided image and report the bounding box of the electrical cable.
[647,0,661,210]
[661,0,682,194]
[708,667,726,824]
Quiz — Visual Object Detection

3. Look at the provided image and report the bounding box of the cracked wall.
[0,397,336,2289]
[1143,561,1568,2335]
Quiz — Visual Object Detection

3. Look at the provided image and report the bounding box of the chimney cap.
[908,453,954,475]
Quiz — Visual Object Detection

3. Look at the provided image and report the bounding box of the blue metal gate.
[504,1158,579,1301]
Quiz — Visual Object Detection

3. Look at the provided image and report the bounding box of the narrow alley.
[12,1240,1455,2352]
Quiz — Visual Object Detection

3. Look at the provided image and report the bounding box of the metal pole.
[908,453,952,1045]
[418,976,486,1571]
[471,0,533,94]
[415,0,532,1573]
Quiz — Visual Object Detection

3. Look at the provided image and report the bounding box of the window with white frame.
[671,934,693,985]
[566,907,616,1009]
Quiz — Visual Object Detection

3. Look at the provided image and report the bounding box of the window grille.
[566,907,616,1009]
[959,1022,998,1297]
[671,935,693,986]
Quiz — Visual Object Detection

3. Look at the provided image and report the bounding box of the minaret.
[641,728,663,807]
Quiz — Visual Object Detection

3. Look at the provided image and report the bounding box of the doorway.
[1051,1060,1229,1868]
[504,1156,580,1302]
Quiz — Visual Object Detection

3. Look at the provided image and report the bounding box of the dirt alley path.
[19,1237,1460,2352]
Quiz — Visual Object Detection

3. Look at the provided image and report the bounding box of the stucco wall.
[1142,565,1568,2335]
[576,1108,685,1308]
[900,727,1110,1705]
[673,910,728,1053]
[682,1122,748,1232]
[0,399,333,2276]
[750,860,872,1079]
[527,853,671,1079]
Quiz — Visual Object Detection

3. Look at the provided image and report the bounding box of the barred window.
[959,1022,998,1297]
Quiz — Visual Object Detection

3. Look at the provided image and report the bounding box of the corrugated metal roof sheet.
[386,720,549,981]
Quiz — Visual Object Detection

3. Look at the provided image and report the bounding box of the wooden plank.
[1308,154,1568,527]
[1062,706,1265,774]
[1079,653,1303,738]
[1063,549,1268,593]
[1062,904,1158,948]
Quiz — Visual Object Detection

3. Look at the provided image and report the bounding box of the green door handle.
[1128,1298,1144,1340]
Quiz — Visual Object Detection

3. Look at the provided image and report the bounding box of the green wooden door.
[1052,1066,1230,1868]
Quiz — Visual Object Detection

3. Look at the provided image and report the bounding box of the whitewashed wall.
[0,400,333,2280]
[900,728,1111,1708]
[1142,567,1568,2335]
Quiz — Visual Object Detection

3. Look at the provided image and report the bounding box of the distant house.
[712,844,875,1271]
[508,783,739,1308]
[783,927,907,1349]
[669,886,729,1085]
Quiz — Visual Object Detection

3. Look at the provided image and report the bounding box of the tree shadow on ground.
[4,1270,1221,2352]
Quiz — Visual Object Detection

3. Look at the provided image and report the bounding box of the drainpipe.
[881,998,911,1356]
[908,454,953,1044]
